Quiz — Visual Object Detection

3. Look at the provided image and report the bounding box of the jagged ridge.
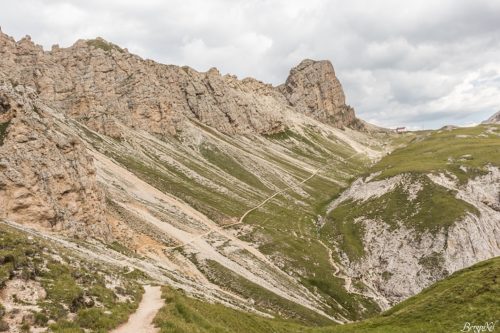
[0,30,364,139]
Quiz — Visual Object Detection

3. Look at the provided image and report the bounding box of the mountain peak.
[293,58,334,72]
[280,59,364,130]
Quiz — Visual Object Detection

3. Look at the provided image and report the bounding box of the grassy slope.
[239,129,381,321]
[230,148,380,320]
[78,122,499,325]
[372,125,500,181]
[152,257,500,333]
[0,224,144,333]
[321,256,500,333]
[321,125,499,261]
[153,286,310,333]
[201,259,333,326]
[77,118,383,322]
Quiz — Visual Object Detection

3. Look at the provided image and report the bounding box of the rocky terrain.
[0,30,362,139]
[279,59,364,130]
[0,30,498,332]
[324,168,499,306]
[0,85,110,239]
[483,110,500,124]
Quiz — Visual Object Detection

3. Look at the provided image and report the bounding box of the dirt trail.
[166,160,325,251]
[317,239,341,276]
[111,285,164,333]
[168,152,361,251]
[317,238,363,297]
[234,167,323,225]
[227,152,362,228]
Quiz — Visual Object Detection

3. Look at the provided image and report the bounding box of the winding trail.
[229,166,324,226]
[317,239,362,298]
[228,152,362,228]
[317,240,341,276]
[166,163,324,251]
[167,152,361,252]
[111,285,164,333]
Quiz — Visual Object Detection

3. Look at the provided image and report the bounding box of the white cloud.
[1,0,499,128]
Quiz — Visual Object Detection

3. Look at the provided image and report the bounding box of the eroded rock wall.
[0,84,110,239]
[0,32,363,139]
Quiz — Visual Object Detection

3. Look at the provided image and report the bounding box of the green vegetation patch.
[262,128,295,140]
[0,224,144,333]
[419,252,445,271]
[0,301,7,331]
[372,125,500,182]
[154,286,309,333]
[322,174,478,261]
[201,259,333,326]
[199,142,269,192]
[304,276,379,321]
[0,120,10,146]
[86,39,124,53]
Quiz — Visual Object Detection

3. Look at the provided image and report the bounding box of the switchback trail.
[111,285,164,333]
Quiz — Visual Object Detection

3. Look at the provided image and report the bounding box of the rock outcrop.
[0,31,362,139]
[280,59,364,130]
[324,169,500,307]
[482,110,500,124]
[0,84,110,239]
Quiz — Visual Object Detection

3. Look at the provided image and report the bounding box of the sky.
[1,0,500,129]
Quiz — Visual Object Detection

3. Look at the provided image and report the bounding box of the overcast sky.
[1,0,500,129]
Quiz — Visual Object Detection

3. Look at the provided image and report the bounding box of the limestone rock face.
[326,170,500,308]
[280,59,364,130]
[0,84,110,239]
[0,33,289,137]
[0,32,360,138]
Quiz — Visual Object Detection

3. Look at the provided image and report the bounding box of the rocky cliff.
[0,31,363,139]
[325,170,500,307]
[0,83,110,239]
[320,125,500,308]
[280,59,364,130]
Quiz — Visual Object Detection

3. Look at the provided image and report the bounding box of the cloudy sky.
[1,0,500,129]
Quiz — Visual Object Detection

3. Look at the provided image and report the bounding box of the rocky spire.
[280,59,364,130]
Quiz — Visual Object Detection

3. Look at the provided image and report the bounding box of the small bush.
[20,322,30,332]
[0,120,10,146]
[49,320,84,333]
[76,308,112,330]
[34,312,48,326]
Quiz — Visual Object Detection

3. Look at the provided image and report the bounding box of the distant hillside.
[482,110,500,124]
